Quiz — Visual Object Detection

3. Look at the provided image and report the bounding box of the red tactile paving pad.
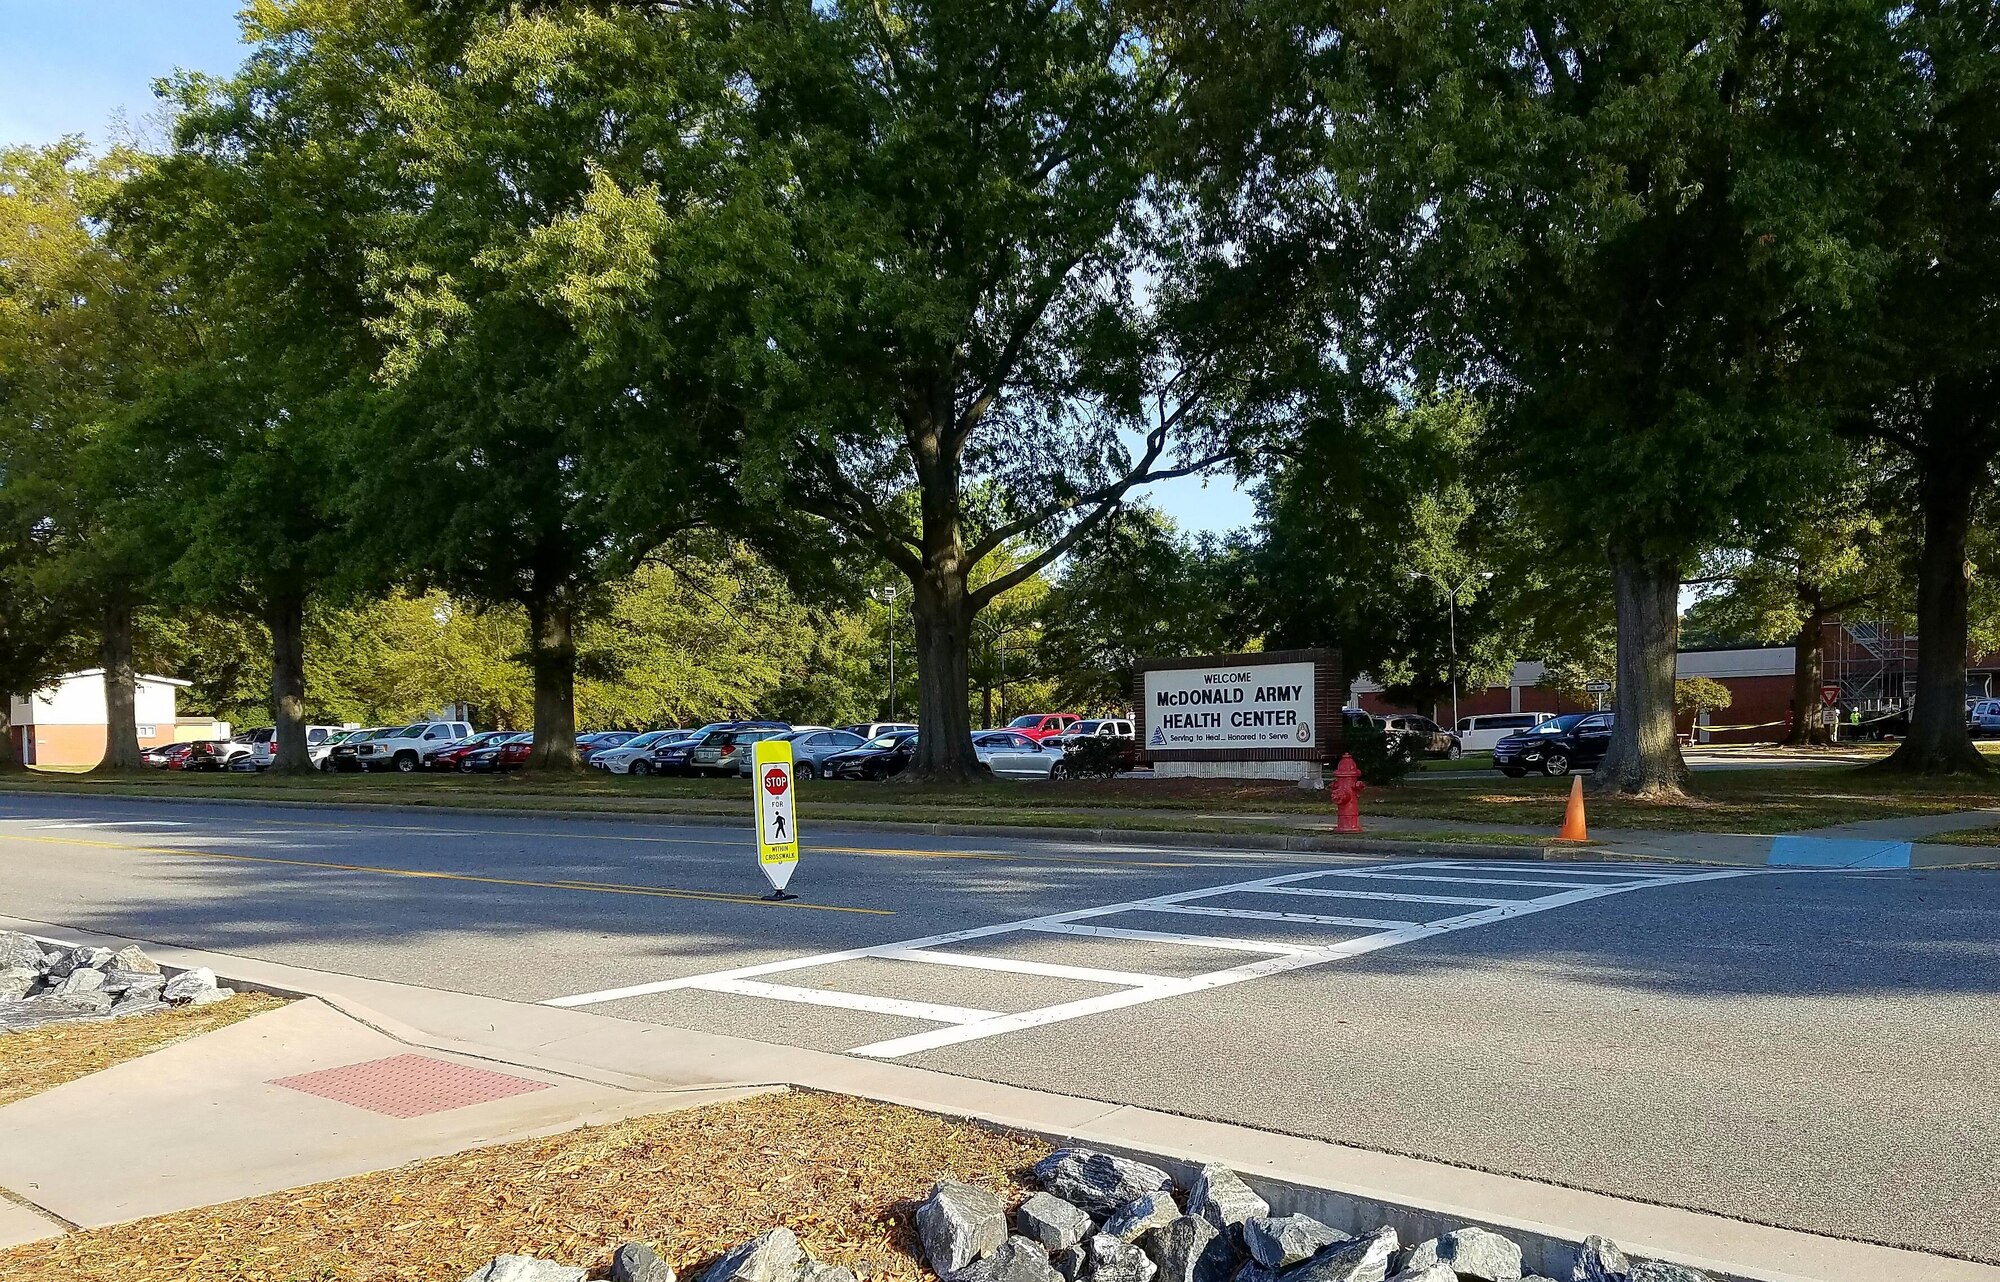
[270,1054,552,1118]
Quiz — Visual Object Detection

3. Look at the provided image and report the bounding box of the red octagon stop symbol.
[763,766,789,797]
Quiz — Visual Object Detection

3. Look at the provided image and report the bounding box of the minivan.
[1454,712,1556,754]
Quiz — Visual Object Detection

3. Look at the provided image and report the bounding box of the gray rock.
[161,967,218,1003]
[49,988,113,1015]
[945,1236,1061,1282]
[1103,1191,1180,1244]
[704,1228,806,1282]
[49,946,113,978]
[464,1257,587,1282]
[102,968,165,997]
[185,985,237,1006]
[1570,1237,1630,1282]
[1627,1266,1713,1282]
[1286,1228,1398,1282]
[1400,1228,1521,1282]
[0,930,44,972]
[109,997,170,1020]
[1017,1192,1096,1252]
[614,1242,676,1282]
[54,967,107,997]
[1231,1264,1276,1282]
[1244,1216,1343,1270]
[1082,1234,1157,1282]
[1386,1267,1455,1282]
[0,966,38,1001]
[107,944,159,974]
[917,1182,1008,1276]
[1036,1150,1174,1217]
[1052,1247,1088,1281]
[802,1264,857,1282]
[1140,1216,1231,1282]
[1188,1166,1268,1244]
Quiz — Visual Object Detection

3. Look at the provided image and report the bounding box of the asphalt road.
[2,792,1995,1262]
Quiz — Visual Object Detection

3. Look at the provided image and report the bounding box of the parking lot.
[2,792,1997,1262]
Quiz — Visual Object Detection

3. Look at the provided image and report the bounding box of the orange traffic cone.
[1556,776,1589,842]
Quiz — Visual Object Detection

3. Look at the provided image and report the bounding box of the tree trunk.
[1782,610,1830,747]
[0,701,22,772]
[524,590,579,771]
[1592,545,1690,797]
[94,595,143,772]
[909,566,981,780]
[1880,462,1987,773]
[269,590,312,772]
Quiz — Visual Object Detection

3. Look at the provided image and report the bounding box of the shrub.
[1338,724,1418,786]
[1061,736,1127,779]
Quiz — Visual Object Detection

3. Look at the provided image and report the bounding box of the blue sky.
[1,1,1254,536]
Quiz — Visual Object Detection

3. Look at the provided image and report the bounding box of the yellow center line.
[0,831,892,915]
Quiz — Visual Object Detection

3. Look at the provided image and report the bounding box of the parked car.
[1379,714,1462,759]
[841,722,917,741]
[310,729,362,771]
[588,729,679,773]
[576,731,639,765]
[1045,718,1134,748]
[824,729,920,780]
[972,730,1069,779]
[689,724,794,776]
[463,732,534,772]
[233,724,350,770]
[426,730,515,770]
[174,740,235,772]
[627,731,706,776]
[637,725,741,776]
[1492,712,1614,777]
[733,727,851,777]
[1005,712,1082,742]
[1970,699,2000,738]
[351,720,474,773]
[141,742,182,768]
[1453,712,1556,754]
[327,727,399,772]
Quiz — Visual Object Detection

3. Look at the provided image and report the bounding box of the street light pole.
[1446,582,1459,731]
[875,585,897,721]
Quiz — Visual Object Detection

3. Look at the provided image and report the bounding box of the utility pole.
[1415,569,1492,731]
[875,585,897,721]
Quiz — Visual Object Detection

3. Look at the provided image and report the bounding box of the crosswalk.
[545,859,1769,1059]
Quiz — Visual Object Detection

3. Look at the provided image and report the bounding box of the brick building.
[7,671,190,768]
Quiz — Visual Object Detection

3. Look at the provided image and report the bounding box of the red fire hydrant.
[1329,753,1365,834]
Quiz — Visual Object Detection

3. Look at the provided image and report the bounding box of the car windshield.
[866,732,914,749]
[620,731,667,750]
[1534,715,1587,735]
[1006,715,1044,728]
[1073,721,1104,734]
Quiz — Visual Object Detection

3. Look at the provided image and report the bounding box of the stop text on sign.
[763,766,789,796]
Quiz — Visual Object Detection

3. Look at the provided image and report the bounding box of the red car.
[1005,712,1082,742]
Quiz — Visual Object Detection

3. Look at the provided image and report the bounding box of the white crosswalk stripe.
[544,858,1772,1057]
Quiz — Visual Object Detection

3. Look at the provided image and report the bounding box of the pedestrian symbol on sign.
[751,740,800,899]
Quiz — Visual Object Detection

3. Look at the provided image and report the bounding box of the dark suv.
[1492,712,1614,777]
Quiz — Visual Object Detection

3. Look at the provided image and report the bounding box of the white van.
[1454,711,1556,753]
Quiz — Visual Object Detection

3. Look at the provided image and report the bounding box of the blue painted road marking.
[1768,836,1913,869]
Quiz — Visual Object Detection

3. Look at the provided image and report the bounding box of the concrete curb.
[5,912,1993,1282]
[0,784,1644,864]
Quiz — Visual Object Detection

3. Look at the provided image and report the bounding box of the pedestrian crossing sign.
[752,738,799,891]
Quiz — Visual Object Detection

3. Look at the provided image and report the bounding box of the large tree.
[1843,0,2000,773]
[0,140,181,771]
[521,0,1282,779]
[1204,0,1892,795]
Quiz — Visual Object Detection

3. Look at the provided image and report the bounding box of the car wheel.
[1049,760,1070,781]
[797,761,818,780]
[630,760,652,777]
[1447,742,1462,760]
[1501,768,1527,778]
[395,751,418,773]
[1542,753,1571,777]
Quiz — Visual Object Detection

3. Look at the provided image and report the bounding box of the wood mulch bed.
[0,992,288,1110]
[0,1090,1051,1282]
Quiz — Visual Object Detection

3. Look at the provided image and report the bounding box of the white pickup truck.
[349,721,473,773]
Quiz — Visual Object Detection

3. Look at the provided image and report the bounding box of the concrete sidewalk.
[0,994,759,1246]
[4,913,1994,1282]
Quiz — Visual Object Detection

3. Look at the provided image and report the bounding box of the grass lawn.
[0,993,287,1109]
[0,1091,1048,1282]
[3,751,1997,836]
